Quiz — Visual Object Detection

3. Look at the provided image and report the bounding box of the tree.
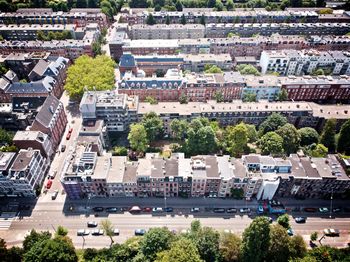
[204,64,222,74]
[175,0,183,11]
[236,64,260,76]
[154,4,162,11]
[100,219,115,247]
[0,238,23,262]
[316,0,326,7]
[259,132,284,156]
[76,0,87,7]
[268,224,290,262]
[170,119,188,140]
[144,96,158,105]
[226,123,249,157]
[220,232,241,262]
[92,42,102,56]
[24,236,78,262]
[112,146,128,156]
[0,128,14,145]
[311,68,325,76]
[200,14,206,25]
[23,230,52,253]
[214,91,224,103]
[226,0,234,10]
[241,217,270,262]
[289,235,307,259]
[258,113,288,136]
[142,112,164,142]
[128,124,149,153]
[320,118,336,152]
[309,143,328,157]
[310,232,318,242]
[277,89,288,101]
[276,214,290,229]
[179,93,188,104]
[246,124,257,143]
[337,119,350,155]
[276,123,300,154]
[180,14,187,25]
[55,226,68,237]
[207,0,216,7]
[185,124,217,155]
[298,127,319,147]
[140,227,174,261]
[215,0,224,10]
[155,238,202,262]
[65,55,115,100]
[165,15,170,24]
[242,92,257,102]
[146,14,156,25]
[230,188,244,199]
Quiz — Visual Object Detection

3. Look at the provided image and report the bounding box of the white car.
[152,207,163,213]
[191,207,200,213]
[77,229,90,236]
[113,229,120,236]
[92,229,104,236]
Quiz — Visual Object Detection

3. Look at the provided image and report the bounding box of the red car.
[68,128,73,134]
[143,207,152,212]
[46,180,52,189]
[66,132,71,140]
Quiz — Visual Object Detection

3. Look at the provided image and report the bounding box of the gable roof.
[33,95,61,128]
[7,76,55,94]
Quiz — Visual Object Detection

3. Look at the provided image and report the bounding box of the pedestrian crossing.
[0,212,17,230]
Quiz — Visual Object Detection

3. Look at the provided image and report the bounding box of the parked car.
[106,207,119,213]
[226,208,237,213]
[303,207,317,213]
[324,228,340,237]
[295,217,306,223]
[92,229,104,236]
[332,207,342,213]
[87,221,98,227]
[213,208,225,213]
[49,171,57,179]
[68,127,73,134]
[287,228,294,236]
[113,229,120,236]
[135,229,146,236]
[66,132,71,140]
[51,190,59,200]
[60,145,66,152]
[77,229,90,236]
[257,205,264,214]
[93,207,104,212]
[46,180,52,189]
[239,208,251,213]
[129,206,142,213]
[152,207,163,213]
[266,217,273,223]
[143,207,152,212]
[319,207,329,213]
[164,207,173,213]
[191,207,200,213]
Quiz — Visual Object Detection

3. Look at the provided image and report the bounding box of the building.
[80,91,138,132]
[129,24,205,40]
[182,53,233,72]
[241,74,281,101]
[30,95,67,151]
[0,152,17,197]
[260,49,350,76]
[13,131,54,159]
[3,149,49,197]
[122,39,179,57]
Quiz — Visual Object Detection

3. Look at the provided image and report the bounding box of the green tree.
[289,235,307,259]
[230,188,244,199]
[204,64,222,74]
[246,124,257,143]
[165,15,171,24]
[146,14,156,25]
[259,131,284,156]
[268,224,290,262]
[220,232,241,262]
[65,55,116,100]
[320,118,336,152]
[316,0,326,7]
[276,214,290,229]
[180,14,187,25]
[175,0,183,11]
[55,226,68,237]
[276,123,300,154]
[337,119,350,155]
[0,238,23,262]
[23,230,52,253]
[24,236,78,262]
[154,4,162,11]
[241,217,270,262]
[76,0,87,7]
[140,227,174,261]
[258,113,288,136]
[214,91,224,103]
[311,68,325,76]
[155,238,202,262]
[277,89,288,101]
[144,96,158,104]
[185,124,217,155]
[226,0,234,10]
[142,112,164,142]
[310,232,318,242]
[242,92,257,102]
[170,119,188,140]
[298,127,319,147]
[309,143,328,157]
[236,64,260,76]
[215,0,224,10]
[112,146,128,156]
[0,128,14,145]
[100,219,115,247]
[128,124,149,153]
[200,14,206,25]
[179,93,188,104]
[226,123,249,157]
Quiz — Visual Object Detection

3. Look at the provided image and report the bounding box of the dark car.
[226,208,237,213]
[143,207,152,212]
[303,207,317,213]
[93,207,104,212]
[135,229,146,236]
[332,207,342,213]
[295,217,306,223]
[87,221,98,227]
[213,208,225,213]
[164,207,173,213]
[106,207,119,213]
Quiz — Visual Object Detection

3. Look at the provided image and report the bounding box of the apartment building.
[0,24,76,41]
[260,50,350,75]
[30,95,67,151]
[241,75,281,101]
[2,149,49,197]
[182,53,233,72]
[122,39,179,57]
[205,23,350,38]
[80,91,138,132]
[129,24,205,40]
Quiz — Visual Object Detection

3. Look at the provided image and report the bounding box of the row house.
[205,23,350,38]
[122,39,179,58]
[0,149,49,197]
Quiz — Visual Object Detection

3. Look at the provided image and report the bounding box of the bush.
[112,146,128,156]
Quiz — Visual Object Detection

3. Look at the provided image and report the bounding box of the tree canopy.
[298,127,319,147]
[276,123,300,154]
[155,238,202,262]
[128,124,149,152]
[226,123,249,157]
[258,113,288,136]
[64,55,115,100]
[236,64,260,76]
[320,118,336,153]
[258,131,284,156]
[142,112,164,142]
[337,119,350,155]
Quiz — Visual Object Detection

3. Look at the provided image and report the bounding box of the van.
[51,190,59,200]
